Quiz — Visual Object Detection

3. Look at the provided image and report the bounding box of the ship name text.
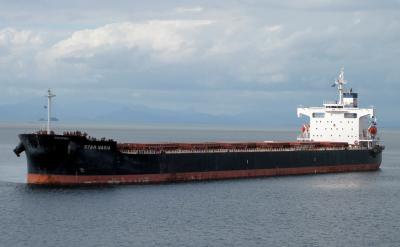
[84,145,111,151]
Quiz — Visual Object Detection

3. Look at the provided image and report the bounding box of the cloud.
[0,28,43,86]
[175,6,204,13]
[41,20,214,64]
[0,1,399,125]
[35,17,291,89]
[0,28,42,55]
[0,28,41,47]
[265,25,282,32]
[32,9,400,95]
[259,0,400,11]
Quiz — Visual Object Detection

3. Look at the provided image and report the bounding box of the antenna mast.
[46,89,56,135]
[335,67,347,104]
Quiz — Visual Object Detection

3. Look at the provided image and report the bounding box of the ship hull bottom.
[27,163,380,185]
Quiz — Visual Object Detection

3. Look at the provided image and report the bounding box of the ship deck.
[117,141,356,154]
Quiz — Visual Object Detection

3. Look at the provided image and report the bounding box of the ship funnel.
[13,142,25,157]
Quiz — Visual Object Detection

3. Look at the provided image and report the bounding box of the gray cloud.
[0,1,399,125]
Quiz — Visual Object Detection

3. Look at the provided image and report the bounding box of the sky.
[0,0,399,126]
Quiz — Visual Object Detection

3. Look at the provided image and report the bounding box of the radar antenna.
[334,67,347,104]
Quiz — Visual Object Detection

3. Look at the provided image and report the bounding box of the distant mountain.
[0,95,395,129]
[39,117,59,121]
[0,98,303,128]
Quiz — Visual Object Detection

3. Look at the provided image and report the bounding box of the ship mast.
[334,67,347,104]
[46,89,56,135]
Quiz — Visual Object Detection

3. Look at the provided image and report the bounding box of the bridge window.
[344,113,357,118]
[326,105,343,108]
[312,113,325,118]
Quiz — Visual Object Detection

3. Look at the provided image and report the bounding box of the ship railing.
[36,129,55,135]
[63,131,88,137]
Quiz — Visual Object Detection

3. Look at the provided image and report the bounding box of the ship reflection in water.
[310,174,374,190]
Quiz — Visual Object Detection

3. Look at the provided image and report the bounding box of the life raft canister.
[301,124,309,133]
[368,125,378,136]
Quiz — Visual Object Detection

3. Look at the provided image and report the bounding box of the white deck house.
[297,68,378,146]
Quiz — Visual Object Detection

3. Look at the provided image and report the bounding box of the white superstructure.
[297,68,378,146]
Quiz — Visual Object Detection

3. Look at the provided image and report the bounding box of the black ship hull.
[15,134,383,185]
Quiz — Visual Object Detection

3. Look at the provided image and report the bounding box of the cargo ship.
[14,68,384,185]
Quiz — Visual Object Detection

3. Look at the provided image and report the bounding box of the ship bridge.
[297,68,378,146]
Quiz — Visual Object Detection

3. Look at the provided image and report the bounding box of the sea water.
[0,124,399,247]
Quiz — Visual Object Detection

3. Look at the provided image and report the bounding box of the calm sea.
[0,124,399,247]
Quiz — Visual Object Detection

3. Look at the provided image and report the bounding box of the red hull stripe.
[27,164,380,185]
